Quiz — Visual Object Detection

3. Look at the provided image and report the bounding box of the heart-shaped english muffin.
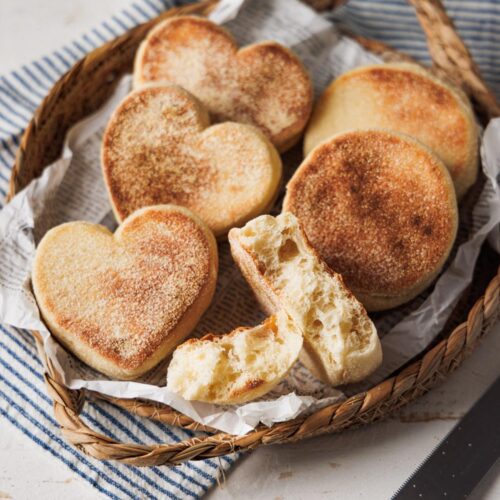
[133,16,313,152]
[32,205,218,380]
[102,84,282,237]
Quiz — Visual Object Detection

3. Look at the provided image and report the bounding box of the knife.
[392,375,500,499]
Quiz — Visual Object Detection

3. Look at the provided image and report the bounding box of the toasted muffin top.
[304,63,478,198]
[285,130,458,298]
[134,16,313,152]
[32,205,217,373]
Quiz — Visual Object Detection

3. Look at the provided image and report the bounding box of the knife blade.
[392,375,500,499]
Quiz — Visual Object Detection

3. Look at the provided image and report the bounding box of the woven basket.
[8,0,500,466]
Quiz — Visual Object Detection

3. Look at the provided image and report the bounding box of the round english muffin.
[284,129,459,311]
[304,63,478,199]
[229,212,382,385]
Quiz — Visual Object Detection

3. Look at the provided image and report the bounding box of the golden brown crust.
[304,63,478,198]
[228,231,281,316]
[134,16,313,152]
[32,205,218,379]
[102,84,282,237]
[229,379,265,399]
[284,130,458,310]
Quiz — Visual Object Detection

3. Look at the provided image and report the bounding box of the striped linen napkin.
[0,2,238,499]
[1,1,499,498]
[332,0,500,100]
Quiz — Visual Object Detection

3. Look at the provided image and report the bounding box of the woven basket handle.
[408,0,500,120]
[312,0,500,121]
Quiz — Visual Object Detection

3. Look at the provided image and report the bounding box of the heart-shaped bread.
[133,16,313,152]
[102,84,282,237]
[32,205,218,380]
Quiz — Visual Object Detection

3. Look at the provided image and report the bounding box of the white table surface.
[1,1,499,499]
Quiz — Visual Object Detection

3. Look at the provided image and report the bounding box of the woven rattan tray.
[8,0,500,466]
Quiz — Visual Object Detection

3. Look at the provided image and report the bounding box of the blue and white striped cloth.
[1,0,500,498]
[0,1,238,499]
[332,0,500,99]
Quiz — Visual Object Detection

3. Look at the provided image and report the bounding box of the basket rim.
[7,0,500,466]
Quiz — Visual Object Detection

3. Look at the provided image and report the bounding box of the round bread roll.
[304,63,478,199]
[284,130,459,312]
